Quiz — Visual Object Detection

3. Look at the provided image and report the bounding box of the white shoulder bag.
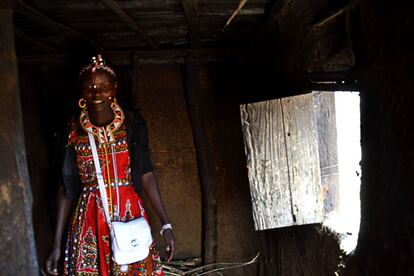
[88,132,153,265]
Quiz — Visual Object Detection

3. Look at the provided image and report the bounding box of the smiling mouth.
[92,100,104,104]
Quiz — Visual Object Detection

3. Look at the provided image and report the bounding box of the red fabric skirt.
[64,184,164,276]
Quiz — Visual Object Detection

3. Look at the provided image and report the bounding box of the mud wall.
[18,60,259,272]
[131,64,202,259]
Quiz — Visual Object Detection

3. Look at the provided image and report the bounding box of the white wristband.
[160,223,172,235]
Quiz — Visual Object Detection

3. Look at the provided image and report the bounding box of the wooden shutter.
[240,93,325,230]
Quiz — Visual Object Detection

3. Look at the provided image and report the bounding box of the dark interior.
[1,0,414,275]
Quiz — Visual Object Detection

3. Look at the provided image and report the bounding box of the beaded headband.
[79,54,116,78]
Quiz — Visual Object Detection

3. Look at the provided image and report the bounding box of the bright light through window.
[323,92,361,254]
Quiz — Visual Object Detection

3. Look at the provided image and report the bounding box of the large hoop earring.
[78,98,87,109]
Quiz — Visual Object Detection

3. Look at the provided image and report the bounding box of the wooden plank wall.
[281,94,323,225]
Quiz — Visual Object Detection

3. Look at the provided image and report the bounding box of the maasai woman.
[45,55,175,276]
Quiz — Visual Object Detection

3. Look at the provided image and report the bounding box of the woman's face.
[80,70,117,113]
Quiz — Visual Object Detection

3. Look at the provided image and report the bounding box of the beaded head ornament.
[79,54,116,79]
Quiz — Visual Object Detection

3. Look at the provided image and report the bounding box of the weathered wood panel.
[240,93,324,230]
[0,1,39,274]
[281,94,323,225]
[313,92,339,213]
[240,99,293,230]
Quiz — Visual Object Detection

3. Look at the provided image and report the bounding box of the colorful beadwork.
[79,102,124,144]
[80,54,116,78]
[64,106,163,276]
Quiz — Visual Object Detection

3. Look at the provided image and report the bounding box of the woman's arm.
[45,185,73,275]
[141,171,175,262]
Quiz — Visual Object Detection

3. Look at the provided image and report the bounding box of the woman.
[45,55,175,275]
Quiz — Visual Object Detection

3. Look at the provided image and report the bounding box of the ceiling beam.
[224,0,247,28]
[179,0,201,48]
[100,0,157,50]
[17,48,240,65]
[14,25,58,53]
[312,0,362,29]
[14,0,101,51]
[263,0,293,30]
[107,48,239,64]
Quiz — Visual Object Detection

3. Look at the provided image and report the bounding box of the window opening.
[240,91,361,254]
[322,91,361,254]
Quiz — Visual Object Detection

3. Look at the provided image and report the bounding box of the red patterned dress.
[63,105,164,276]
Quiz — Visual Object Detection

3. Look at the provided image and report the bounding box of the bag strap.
[110,143,120,221]
[88,132,112,226]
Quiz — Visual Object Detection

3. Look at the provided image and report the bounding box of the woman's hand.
[163,229,175,262]
[46,185,73,275]
[141,172,176,262]
[45,247,61,275]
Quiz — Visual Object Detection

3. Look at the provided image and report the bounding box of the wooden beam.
[301,71,359,91]
[17,48,240,65]
[107,48,240,64]
[224,0,247,28]
[263,0,294,30]
[100,0,157,50]
[179,0,201,48]
[183,63,217,264]
[14,0,101,51]
[305,71,357,82]
[302,82,359,91]
[312,0,362,29]
[14,25,57,53]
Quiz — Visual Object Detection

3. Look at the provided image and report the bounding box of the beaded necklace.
[79,103,124,144]
[79,103,125,219]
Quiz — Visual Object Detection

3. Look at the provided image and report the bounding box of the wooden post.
[183,63,217,264]
[0,0,39,274]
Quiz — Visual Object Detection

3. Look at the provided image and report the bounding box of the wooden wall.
[347,0,414,274]
[0,1,38,274]
[236,0,414,274]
